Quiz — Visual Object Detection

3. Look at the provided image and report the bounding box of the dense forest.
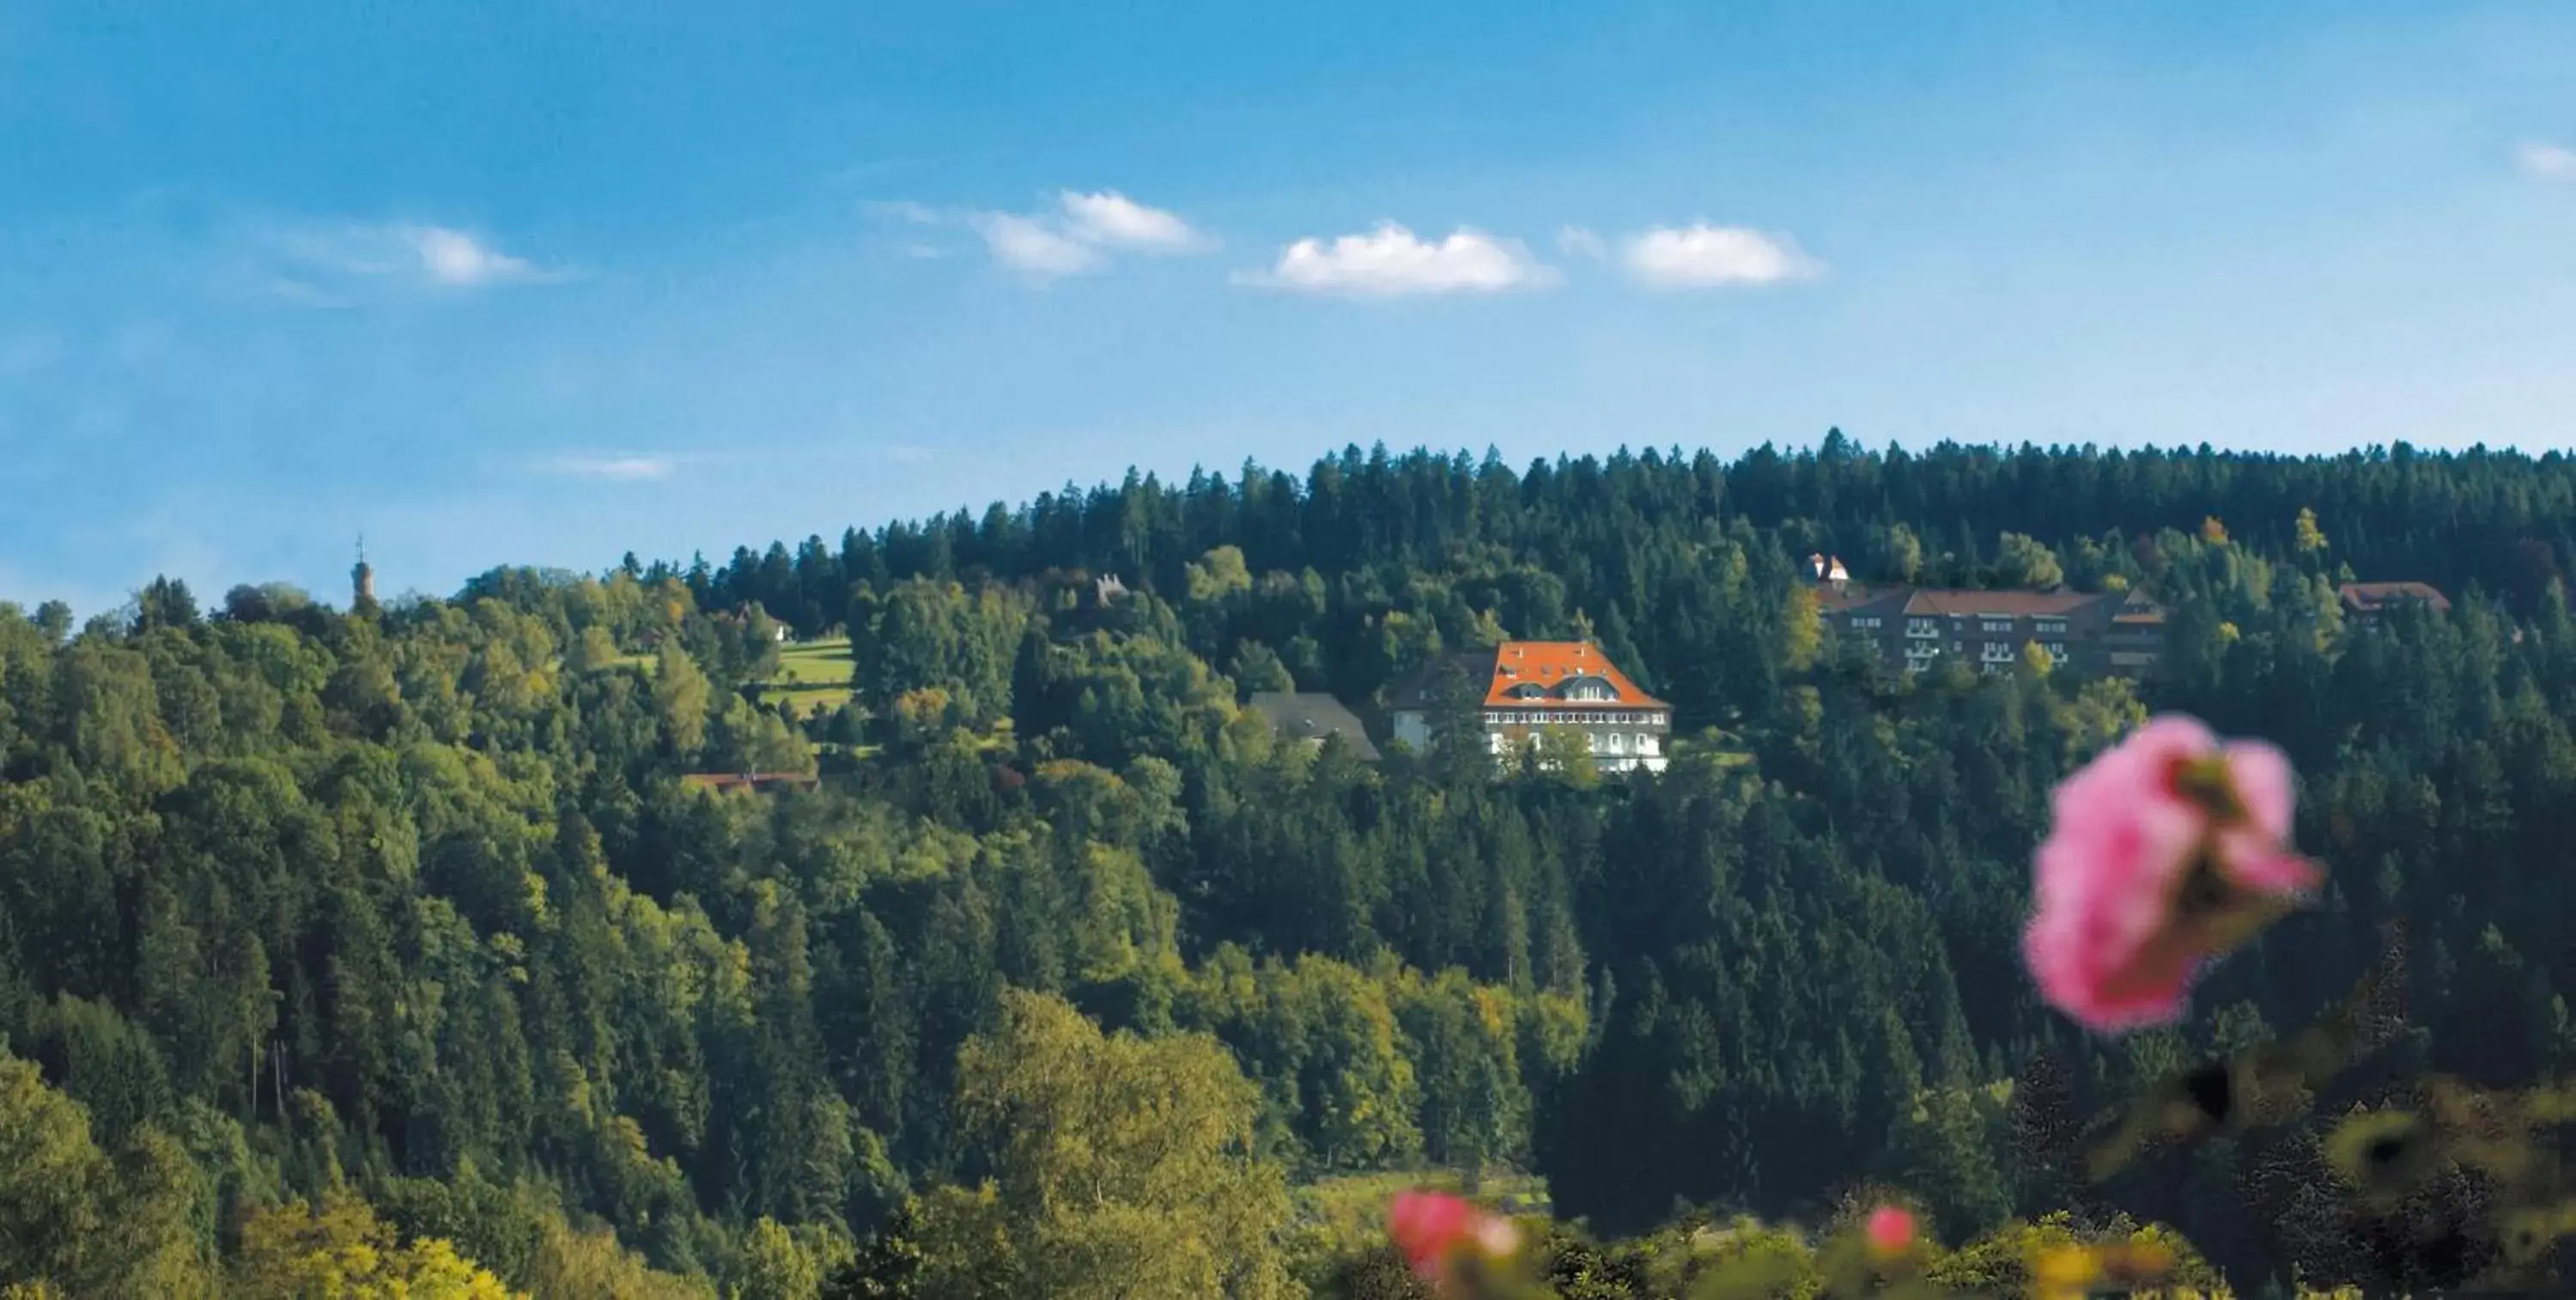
[7,436,2576,1296]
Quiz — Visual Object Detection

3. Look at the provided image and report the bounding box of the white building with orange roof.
[1387,640,1673,774]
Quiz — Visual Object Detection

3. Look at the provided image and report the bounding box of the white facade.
[1395,707,1670,774]
[1503,713,1669,775]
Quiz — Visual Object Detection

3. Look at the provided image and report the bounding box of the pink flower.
[2024,714,2322,1033]
[1389,1191,1477,1281]
[1388,1190,1516,1285]
[1865,1205,1917,1257]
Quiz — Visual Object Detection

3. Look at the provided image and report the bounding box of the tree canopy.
[6,436,2576,1295]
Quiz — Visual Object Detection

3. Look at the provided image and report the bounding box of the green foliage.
[234,1191,526,1297]
[7,441,2576,1291]
[851,580,1026,725]
[1995,532,2065,589]
[654,640,715,756]
[0,1048,215,1297]
[915,989,1301,1298]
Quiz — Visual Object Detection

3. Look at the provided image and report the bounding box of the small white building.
[1388,641,1672,774]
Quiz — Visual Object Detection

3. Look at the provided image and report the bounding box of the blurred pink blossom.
[1865,1204,1917,1257]
[1388,1189,1519,1289]
[1389,1190,1477,1283]
[2024,714,2321,1032]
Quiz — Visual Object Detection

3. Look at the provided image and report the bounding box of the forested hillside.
[7,437,2576,1296]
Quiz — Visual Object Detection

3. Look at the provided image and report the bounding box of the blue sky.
[3,1,2573,614]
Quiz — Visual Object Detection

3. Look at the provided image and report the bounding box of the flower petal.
[2024,713,2307,1036]
[2222,739,2296,841]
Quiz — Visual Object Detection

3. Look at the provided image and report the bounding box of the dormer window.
[1558,677,1619,702]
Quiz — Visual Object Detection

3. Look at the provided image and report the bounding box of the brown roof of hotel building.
[2337,581,2451,615]
[1817,585,2162,619]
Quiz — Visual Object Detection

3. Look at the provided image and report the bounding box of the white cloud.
[1059,190,1209,252]
[859,204,957,259]
[2518,140,2576,182]
[1557,226,1607,259]
[971,212,1106,279]
[264,220,558,296]
[891,191,1208,281]
[539,455,677,483]
[885,445,937,465]
[1623,223,1824,289]
[862,199,945,225]
[1237,222,1556,299]
[403,225,545,287]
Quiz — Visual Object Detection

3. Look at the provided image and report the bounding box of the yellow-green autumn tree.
[910,989,1301,1300]
[652,641,715,756]
[232,1193,524,1299]
[519,1218,713,1300]
[0,1049,214,1298]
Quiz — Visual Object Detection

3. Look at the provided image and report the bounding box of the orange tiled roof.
[1482,641,1668,709]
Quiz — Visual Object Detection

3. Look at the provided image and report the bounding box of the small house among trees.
[2337,580,2451,629]
[1245,692,1379,760]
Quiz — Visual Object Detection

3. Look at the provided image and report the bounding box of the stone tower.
[352,537,376,606]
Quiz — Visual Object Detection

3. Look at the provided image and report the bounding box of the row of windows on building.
[1488,730,1661,754]
[1482,710,1671,728]
[1842,614,2075,636]
[1902,640,2069,666]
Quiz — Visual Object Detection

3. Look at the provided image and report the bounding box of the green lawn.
[761,637,855,717]
[598,639,1032,754]
[1292,1169,1553,1252]
[598,639,1018,754]
[598,639,856,717]
[769,638,853,684]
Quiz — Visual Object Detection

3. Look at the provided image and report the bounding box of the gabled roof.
[1246,692,1380,759]
[1817,585,2161,621]
[1904,588,2107,617]
[1388,641,1668,710]
[2338,581,2451,614]
[1814,583,1886,613]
